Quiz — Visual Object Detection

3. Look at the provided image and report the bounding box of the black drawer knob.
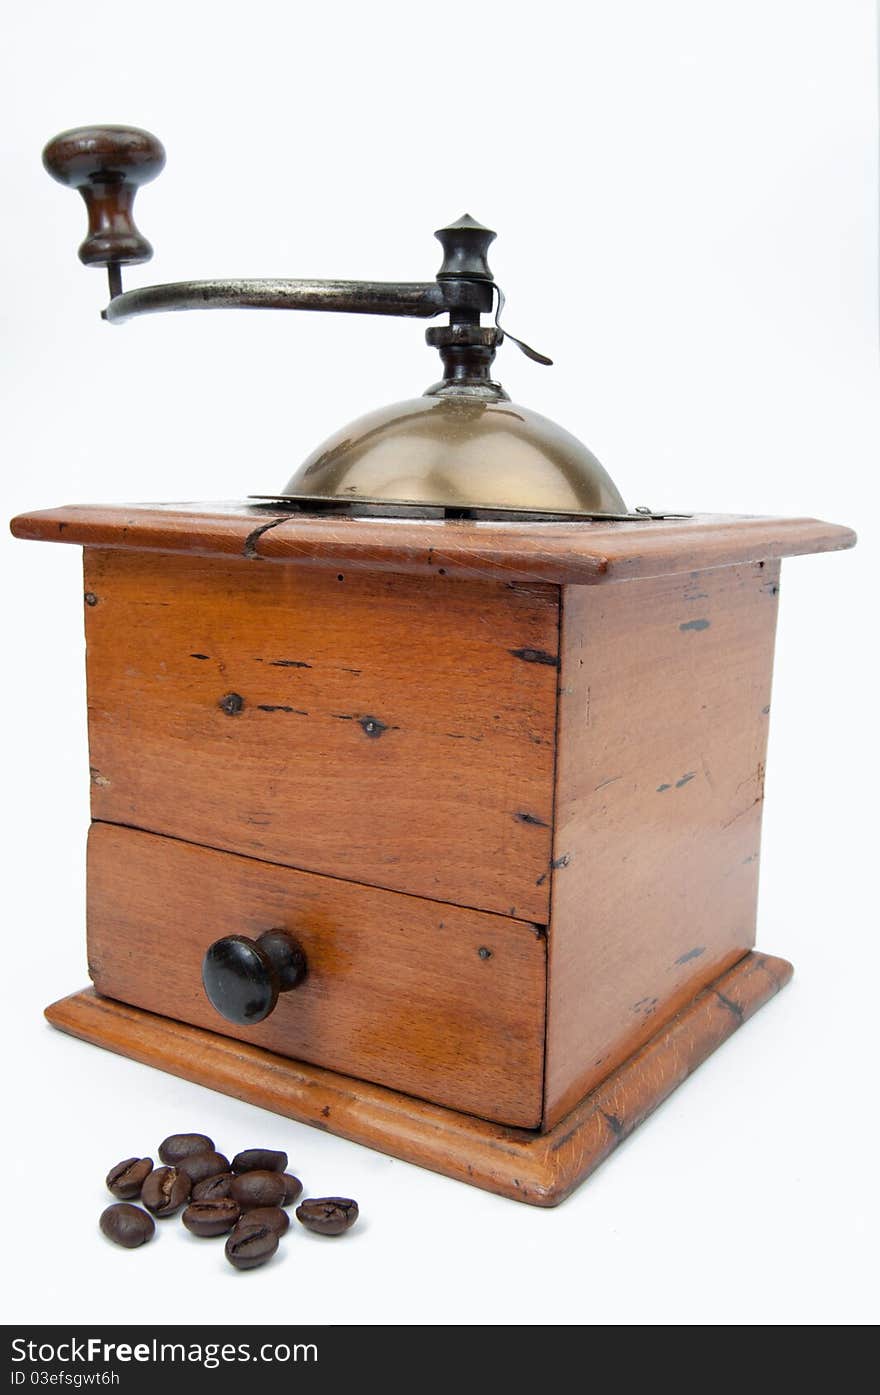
[202,929,306,1025]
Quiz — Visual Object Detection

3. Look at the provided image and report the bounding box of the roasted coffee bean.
[230,1170,287,1210]
[225,1220,279,1270]
[141,1165,191,1217]
[232,1148,288,1174]
[192,1172,234,1202]
[158,1133,215,1165]
[295,1197,359,1236]
[99,1203,155,1248]
[280,1173,303,1206]
[178,1151,231,1184]
[243,1206,289,1236]
[181,1198,241,1237]
[106,1156,153,1200]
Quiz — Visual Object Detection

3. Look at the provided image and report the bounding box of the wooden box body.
[11,503,855,1202]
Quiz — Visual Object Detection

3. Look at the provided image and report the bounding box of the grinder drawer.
[83,549,559,921]
[86,823,547,1128]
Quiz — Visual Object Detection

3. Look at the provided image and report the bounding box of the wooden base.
[45,951,791,1206]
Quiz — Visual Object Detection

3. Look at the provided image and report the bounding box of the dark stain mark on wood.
[360,715,390,738]
[762,705,771,715]
[679,618,710,632]
[218,692,245,716]
[341,667,361,675]
[594,775,622,791]
[320,1105,331,1118]
[268,659,311,669]
[478,946,493,960]
[658,773,696,792]
[600,1109,624,1137]
[515,811,550,827]
[532,925,547,940]
[257,704,308,715]
[84,592,98,606]
[331,712,400,735]
[714,989,744,1023]
[675,946,706,965]
[535,872,548,887]
[509,647,560,668]
[242,515,291,560]
[632,996,659,1015]
[551,853,571,869]
[190,653,210,660]
[549,1121,583,1153]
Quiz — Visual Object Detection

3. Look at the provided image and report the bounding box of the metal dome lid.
[278,387,627,517]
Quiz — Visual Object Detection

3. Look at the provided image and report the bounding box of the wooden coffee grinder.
[12,125,855,1204]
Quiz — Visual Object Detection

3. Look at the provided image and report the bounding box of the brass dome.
[282,391,626,515]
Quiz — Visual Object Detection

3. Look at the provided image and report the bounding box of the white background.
[1,0,877,1326]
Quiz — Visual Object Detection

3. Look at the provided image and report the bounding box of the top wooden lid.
[10,501,855,586]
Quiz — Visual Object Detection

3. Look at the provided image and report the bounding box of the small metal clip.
[493,286,553,366]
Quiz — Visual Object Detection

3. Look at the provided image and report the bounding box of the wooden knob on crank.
[42,125,165,270]
[202,929,307,1026]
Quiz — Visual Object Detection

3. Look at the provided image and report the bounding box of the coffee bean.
[243,1206,289,1236]
[141,1165,191,1217]
[225,1220,279,1270]
[99,1204,155,1249]
[181,1198,241,1237]
[192,1173,234,1202]
[295,1197,359,1236]
[178,1151,231,1184]
[158,1133,215,1165]
[231,1170,286,1210]
[281,1174,303,1206]
[232,1148,288,1174]
[106,1157,153,1200]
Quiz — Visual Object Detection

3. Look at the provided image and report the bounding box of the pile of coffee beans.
[99,1132,358,1270]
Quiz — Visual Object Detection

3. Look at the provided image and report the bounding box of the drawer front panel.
[84,549,558,921]
[86,824,546,1127]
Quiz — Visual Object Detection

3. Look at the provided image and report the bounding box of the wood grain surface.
[46,951,792,1205]
[543,561,781,1126]
[86,823,547,1127]
[83,548,558,920]
[10,501,855,586]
